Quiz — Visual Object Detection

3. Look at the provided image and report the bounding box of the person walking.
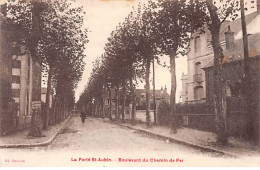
[80,111,86,123]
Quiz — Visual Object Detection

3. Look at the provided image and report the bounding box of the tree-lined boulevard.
[1,0,259,167]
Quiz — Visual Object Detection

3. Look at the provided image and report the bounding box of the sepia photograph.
[0,0,259,167]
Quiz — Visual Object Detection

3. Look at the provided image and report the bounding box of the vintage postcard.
[0,0,259,167]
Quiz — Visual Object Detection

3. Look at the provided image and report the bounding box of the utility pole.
[240,0,253,139]
[240,0,249,79]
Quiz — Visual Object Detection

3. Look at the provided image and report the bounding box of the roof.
[204,32,260,68]
[219,12,259,42]
[135,89,170,99]
[203,12,260,68]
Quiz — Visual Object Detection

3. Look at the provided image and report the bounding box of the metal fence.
[176,102,214,116]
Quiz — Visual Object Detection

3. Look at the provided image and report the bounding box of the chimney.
[257,0,260,13]
[224,25,235,50]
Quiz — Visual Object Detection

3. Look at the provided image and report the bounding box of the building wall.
[0,41,39,135]
[11,53,33,130]
[0,24,41,135]
[203,56,259,139]
[181,29,226,103]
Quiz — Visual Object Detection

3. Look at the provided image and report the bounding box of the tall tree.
[7,0,88,133]
[202,0,247,145]
[137,1,158,127]
[37,0,87,129]
[154,0,206,133]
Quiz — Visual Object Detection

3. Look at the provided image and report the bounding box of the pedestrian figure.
[80,111,86,123]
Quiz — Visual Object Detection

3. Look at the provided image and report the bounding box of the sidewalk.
[101,118,260,158]
[0,115,71,148]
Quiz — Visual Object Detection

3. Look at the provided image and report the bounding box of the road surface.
[0,115,259,166]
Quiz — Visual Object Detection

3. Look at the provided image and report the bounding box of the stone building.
[181,7,260,104]
[178,5,260,139]
[0,6,42,135]
[135,86,170,110]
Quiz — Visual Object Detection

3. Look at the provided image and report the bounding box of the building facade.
[178,6,260,139]
[135,86,170,110]
[0,9,42,135]
[181,9,260,104]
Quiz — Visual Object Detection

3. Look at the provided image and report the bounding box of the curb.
[0,114,72,148]
[99,118,239,158]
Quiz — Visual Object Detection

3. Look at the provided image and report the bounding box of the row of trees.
[6,0,88,137]
[78,0,254,146]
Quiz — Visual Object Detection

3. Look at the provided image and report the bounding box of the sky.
[74,0,187,102]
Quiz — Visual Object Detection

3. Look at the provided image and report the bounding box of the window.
[185,83,188,94]
[194,62,201,74]
[12,75,20,84]
[194,86,203,100]
[195,36,201,52]
[12,89,20,98]
[12,60,21,68]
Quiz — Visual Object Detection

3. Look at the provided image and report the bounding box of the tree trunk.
[115,86,119,120]
[169,52,177,133]
[28,59,43,137]
[53,98,57,123]
[27,0,44,137]
[122,81,126,122]
[99,101,102,118]
[58,99,62,122]
[97,101,99,117]
[129,73,136,125]
[109,87,112,120]
[62,100,65,121]
[153,59,157,124]
[43,67,52,130]
[145,58,151,127]
[102,98,105,118]
[206,0,229,145]
[95,101,98,117]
